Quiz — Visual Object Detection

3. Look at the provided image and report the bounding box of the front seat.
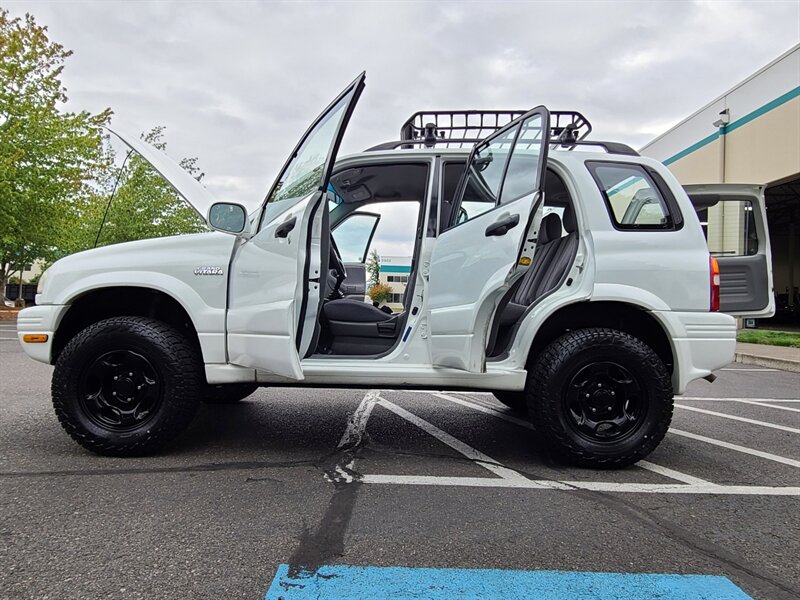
[323,298,394,323]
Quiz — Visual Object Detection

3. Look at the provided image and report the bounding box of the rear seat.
[497,205,579,326]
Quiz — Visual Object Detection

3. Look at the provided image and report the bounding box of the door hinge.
[419,318,428,339]
[422,261,430,279]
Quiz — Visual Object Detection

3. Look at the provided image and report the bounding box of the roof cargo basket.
[398,109,592,148]
[365,109,637,155]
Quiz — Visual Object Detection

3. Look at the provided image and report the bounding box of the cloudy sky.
[7,0,800,255]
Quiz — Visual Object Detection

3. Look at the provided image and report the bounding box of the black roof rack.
[397,109,591,148]
[364,109,639,156]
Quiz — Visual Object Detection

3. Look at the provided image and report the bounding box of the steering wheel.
[328,234,347,296]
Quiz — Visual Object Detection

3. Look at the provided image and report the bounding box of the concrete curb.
[735,352,800,373]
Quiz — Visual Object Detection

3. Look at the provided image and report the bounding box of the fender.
[497,282,677,373]
[55,272,227,364]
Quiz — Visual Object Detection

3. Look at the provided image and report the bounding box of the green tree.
[366,248,381,287]
[0,9,111,295]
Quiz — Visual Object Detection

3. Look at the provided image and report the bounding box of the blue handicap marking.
[265,564,752,599]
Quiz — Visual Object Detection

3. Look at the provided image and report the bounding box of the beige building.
[641,44,800,323]
[378,255,412,311]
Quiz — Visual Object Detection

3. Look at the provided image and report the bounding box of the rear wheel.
[526,328,673,468]
[203,383,259,404]
[52,317,203,456]
[492,391,527,412]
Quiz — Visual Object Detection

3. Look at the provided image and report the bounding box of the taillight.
[710,256,720,312]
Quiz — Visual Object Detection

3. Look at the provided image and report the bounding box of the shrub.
[368,283,393,304]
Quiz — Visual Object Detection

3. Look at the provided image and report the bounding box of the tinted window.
[261,89,354,228]
[498,113,545,204]
[587,162,674,230]
[453,126,519,225]
[331,213,379,262]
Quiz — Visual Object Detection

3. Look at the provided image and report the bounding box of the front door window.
[260,75,364,228]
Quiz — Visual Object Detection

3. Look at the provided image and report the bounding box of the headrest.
[539,213,563,244]
[562,204,577,233]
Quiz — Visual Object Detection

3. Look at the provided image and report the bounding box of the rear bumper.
[655,311,737,394]
[16,304,67,364]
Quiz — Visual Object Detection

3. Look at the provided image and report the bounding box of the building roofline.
[640,43,800,151]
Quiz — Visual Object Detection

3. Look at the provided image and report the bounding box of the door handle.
[485,213,520,237]
[275,216,297,238]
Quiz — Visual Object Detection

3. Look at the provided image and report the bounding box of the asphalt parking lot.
[1,320,799,599]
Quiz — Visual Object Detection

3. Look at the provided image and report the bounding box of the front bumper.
[16,304,67,364]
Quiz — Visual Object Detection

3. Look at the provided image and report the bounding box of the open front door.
[686,184,775,318]
[427,107,550,371]
[226,74,365,379]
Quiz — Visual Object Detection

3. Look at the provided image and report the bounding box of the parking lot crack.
[285,391,379,580]
[584,490,800,599]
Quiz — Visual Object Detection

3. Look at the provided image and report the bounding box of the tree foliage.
[367,282,393,305]
[366,248,381,287]
[0,9,208,298]
[0,8,111,292]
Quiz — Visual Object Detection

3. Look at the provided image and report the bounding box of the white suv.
[18,73,774,466]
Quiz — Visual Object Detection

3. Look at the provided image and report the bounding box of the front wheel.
[52,317,204,456]
[527,328,673,468]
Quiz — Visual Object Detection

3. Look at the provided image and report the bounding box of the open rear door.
[427,107,550,372]
[226,74,365,379]
[686,184,775,318]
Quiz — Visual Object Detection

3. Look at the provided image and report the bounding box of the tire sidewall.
[529,329,673,465]
[53,318,201,454]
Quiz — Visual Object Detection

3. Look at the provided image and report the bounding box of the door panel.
[428,107,550,372]
[227,195,319,378]
[226,73,366,378]
[716,255,770,313]
[685,184,775,318]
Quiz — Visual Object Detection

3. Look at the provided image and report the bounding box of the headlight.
[36,269,49,295]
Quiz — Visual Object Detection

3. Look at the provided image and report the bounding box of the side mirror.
[208,202,247,235]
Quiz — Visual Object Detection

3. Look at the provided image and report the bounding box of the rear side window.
[587,162,677,230]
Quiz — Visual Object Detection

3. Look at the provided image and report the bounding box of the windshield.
[260,88,356,227]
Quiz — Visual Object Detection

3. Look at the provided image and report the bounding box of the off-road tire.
[52,317,204,456]
[492,391,527,412]
[527,327,673,468]
[202,383,259,404]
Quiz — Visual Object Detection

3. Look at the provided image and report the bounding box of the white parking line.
[680,396,800,403]
[434,392,715,486]
[344,391,800,495]
[635,461,716,486]
[675,404,800,434]
[376,398,528,482]
[670,428,800,468]
[432,392,534,430]
[359,474,800,495]
[734,399,800,414]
